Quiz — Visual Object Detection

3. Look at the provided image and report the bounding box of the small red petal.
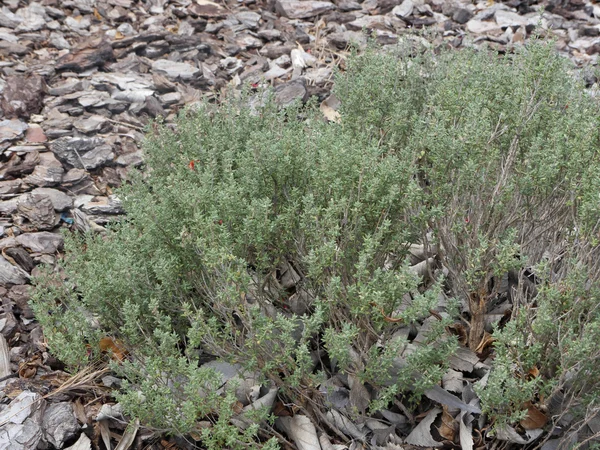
[188,160,195,170]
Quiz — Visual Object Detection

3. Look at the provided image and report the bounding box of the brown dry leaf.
[73,399,87,425]
[98,337,127,362]
[273,400,292,417]
[18,353,42,379]
[160,439,177,449]
[114,31,124,40]
[438,407,457,442]
[18,364,36,379]
[448,323,468,345]
[232,400,244,414]
[528,366,540,379]
[4,385,23,399]
[520,402,548,430]
[93,8,103,21]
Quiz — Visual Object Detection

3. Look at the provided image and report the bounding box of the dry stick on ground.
[0,363,110,428]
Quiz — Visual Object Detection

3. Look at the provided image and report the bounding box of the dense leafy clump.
[32,40,600,448]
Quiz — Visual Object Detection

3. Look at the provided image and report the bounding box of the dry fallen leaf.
[438,406,457,442]
[114,418,139,450]
[405,407,443,447]
[409,257,435,279]
[448,322,468,345]
[98,336,127,362]
[66,433,92,450]
[442,369,464,393]
[528,366,540,379]
[320,101,341,123]
[18,353,42,379]
[459,410,475,450]
[520,402,548,430]
[273,400,292,417]
[348,374,370,414]
[495,424,543,444]
[277,415,321,450]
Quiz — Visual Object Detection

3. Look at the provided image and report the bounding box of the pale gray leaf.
[409,257,435,278]
[449,347,479,372]
[494,424,543,444]
[114,419,139,450]
[424,384,481,414]
[0,333,10,378]
[348,374,370,414]
[458,411,474,450]
[202,360,243,386]
[233,387,278,430]
[442,369,464,393]
[380,409,408,425]
[326,409,367,440]
[277,415,321,450]
[65,433,92,450]
[319,433,348,450]
[404,407,443,447]
[96,403,124,421]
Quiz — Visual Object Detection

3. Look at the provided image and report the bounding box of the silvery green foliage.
[32,40,600,446]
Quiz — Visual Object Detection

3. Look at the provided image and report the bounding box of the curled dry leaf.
[528,366,540,379]
[459,410,475,450]
[319,433,348,450]
[409,257,435,279]
[18,353,42,379]
[405,407,443,447]
[65,433,92,450]
[438,406,457,443]
[97,420,111,450]
[474,331,495,354]
[232,387,278,430]
[442,369,464,394]
[277,415,321,450]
